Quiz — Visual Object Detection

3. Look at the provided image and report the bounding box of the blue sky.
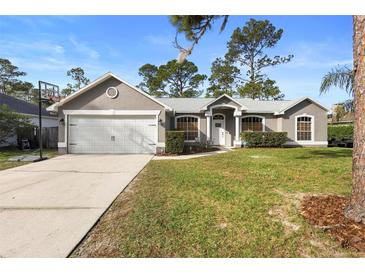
[0,16,353,108]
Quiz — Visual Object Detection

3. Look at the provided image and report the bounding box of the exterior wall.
[0,135,17,147]
[29,116,58,128]
[282,100,328,146]
[167,99,327,148]
[57,77,166,153]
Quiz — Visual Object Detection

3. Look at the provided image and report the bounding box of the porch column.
[234,115,241,147]
[206,114,212,142]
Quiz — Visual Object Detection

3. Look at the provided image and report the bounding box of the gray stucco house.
[48,72,328,154]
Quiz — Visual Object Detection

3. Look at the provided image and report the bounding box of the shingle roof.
[0,93,52,116]
[156,98,212,113]
[156,97,296,114]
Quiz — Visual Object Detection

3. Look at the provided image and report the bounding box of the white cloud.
[10,56,70,71]
[69,36,100,60]
[144,34,173,46]
[0,40,65,55]
[286,58,352,69]
[283,40,352,69]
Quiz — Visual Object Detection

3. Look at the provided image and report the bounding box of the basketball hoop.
[39,81,60,103]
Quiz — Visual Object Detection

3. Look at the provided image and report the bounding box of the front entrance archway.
[212,113,226,146]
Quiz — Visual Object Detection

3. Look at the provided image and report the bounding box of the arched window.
[296,115,313,141]
[213,114,224,120]
[175,116,200,141]
[242,116,264,132]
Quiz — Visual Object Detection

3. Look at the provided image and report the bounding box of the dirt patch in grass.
[269,205,300,234]
[301,195,365,252]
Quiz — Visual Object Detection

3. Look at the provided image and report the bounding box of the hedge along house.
[47,72,329,154]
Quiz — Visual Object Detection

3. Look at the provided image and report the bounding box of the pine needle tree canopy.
[138,59,207,98]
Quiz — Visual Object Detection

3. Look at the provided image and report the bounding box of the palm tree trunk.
[345,15,365,223]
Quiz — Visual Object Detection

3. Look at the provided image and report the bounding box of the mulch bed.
[301,195,365,252]
[157,146,220,156]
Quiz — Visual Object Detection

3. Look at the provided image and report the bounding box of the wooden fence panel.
[40,127,58,148]
[17,127,58,149]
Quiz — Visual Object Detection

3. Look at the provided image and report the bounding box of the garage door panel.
[68,115,157,154]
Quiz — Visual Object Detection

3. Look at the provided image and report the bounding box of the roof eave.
[276,97,328,115]
[47,102,59,112]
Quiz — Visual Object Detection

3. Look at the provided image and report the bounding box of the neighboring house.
[0,93,58,147]
[328,112,354,125]
[47,72,328,154]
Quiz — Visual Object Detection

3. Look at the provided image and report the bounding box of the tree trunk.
[345,15,365,223]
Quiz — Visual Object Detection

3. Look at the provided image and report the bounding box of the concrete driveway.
[0,154,152,257]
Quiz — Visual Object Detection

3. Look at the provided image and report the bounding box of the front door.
[212,114,225,146]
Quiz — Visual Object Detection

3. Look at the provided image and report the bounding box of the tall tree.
[0,58,27,94]
[207,57,240,97]
[137,64,166,97]
[10,81,34,100]
[138,59,206,98]
[345,15,365,223]
[170,16,229,63]
[225,19,293,100]
[333,103,347,122]
[238,79,284,100]
[61,67,90,96]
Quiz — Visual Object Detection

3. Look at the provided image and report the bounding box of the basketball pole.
[36,81,59,162]
[38,81,43,160]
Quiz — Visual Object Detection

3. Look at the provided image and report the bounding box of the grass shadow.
[295,148,352,159]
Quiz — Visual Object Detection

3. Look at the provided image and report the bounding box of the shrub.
[183,141,216,154]
[165,131,185,154]
[328,124,353,141]
[240,132,288,147]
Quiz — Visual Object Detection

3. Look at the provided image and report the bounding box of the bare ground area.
[301,195,365,253]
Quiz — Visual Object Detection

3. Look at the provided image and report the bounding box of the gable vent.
[105,87,119,99]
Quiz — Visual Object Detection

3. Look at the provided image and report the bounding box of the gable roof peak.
[200,93,247,111]
[274,96,328,115]
[47,72,172,112]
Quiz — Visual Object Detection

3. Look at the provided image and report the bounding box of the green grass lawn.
[0,147,59,171]
[73,147,356,258]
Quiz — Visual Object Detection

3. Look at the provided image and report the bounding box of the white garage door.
[68,115,157,154]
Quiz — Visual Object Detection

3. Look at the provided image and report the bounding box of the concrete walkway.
[0,154,152,257]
